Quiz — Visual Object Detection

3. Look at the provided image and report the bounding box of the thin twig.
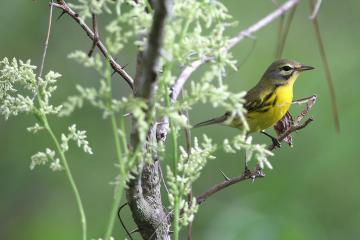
[88,13,99,57]
[268,118,314,151]
[308,0,340,132]
[51,1,134,89]
[292,95,317,124]
[196,166,265,205]
[274,0,285,58]
[309,0,322,20]
[39,0,54,79]
[225,0,299,51]
[117,202,133,240]
[276,4,298,58]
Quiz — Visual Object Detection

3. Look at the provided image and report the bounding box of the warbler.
[194,59,314,144]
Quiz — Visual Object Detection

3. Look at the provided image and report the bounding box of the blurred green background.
[1,1,359,239]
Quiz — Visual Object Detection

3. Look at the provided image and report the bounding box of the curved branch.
[51,0,134,89]
[171,0,299,102]
[196,167,265,205]
[196,118,313,205]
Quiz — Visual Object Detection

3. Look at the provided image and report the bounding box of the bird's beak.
[298,65,315,72]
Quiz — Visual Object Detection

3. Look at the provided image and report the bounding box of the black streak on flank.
[272,96,278,107]
[263,92,274,102]
[257,106,271,113]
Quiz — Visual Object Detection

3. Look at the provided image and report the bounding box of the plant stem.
[165,16,194,238]
[43,116,87,240]
[163,65,180,240]
[308,0,340,132]
[104,61,127,239]
[104,178,125,239]
[104,114,126,240]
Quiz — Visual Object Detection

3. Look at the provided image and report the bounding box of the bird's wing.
[244,86,277,113]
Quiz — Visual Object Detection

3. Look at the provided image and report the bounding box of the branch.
[309,0,322,20]
[39,0,54,79]
[171,0,299,102]
[268,117,313,151]
[196,166,265,205]
[87,13,99,57]
[126,0,172,239]
[308,0,340,132]
[51,0,134,89]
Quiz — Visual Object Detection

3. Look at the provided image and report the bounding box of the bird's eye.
[280,65,293,71]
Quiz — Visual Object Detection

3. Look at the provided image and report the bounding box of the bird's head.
[261,59,314,87]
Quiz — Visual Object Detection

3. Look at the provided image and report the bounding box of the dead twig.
[88,13,99,57]
[39,0,54,79]
[117,202,133,240]
[309,0,322,20]
[308,0,340,132]
[276,4,298,58]
[51,0,134,89]
[196,166,265,205]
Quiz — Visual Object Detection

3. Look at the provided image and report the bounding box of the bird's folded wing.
[244,88,277,113]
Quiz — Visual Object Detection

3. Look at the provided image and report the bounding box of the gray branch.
[52,0,134,89]
[127,0,172,239]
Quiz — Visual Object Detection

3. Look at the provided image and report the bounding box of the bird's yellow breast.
[245,84,293,133]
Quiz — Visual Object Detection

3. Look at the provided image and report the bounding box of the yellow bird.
[194,59,314,145]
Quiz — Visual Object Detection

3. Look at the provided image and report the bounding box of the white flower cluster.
[27,123,44,134]
[167,135,216,226]
[61,124,94,155]
[0,58,36,119]
[30,148,63,171]
[0,57,62,120]
[38,71,63,115]
[105,0,152,54]
[166,0,235,66]
[223,135,274,169]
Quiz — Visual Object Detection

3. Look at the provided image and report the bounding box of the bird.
[193,59,314,146]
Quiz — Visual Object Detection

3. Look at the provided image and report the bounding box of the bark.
[126,0,172,239]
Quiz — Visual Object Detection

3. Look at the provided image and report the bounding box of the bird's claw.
[243,164,266,183]
[272,138,281,148]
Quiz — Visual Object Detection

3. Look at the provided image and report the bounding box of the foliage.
[0,0,274,239]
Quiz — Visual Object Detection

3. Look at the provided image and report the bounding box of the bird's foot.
[243,164,265,182]
[271,137,281,148]
[261,131,281,148]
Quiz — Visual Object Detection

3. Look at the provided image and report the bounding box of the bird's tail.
[193,114,228,128]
